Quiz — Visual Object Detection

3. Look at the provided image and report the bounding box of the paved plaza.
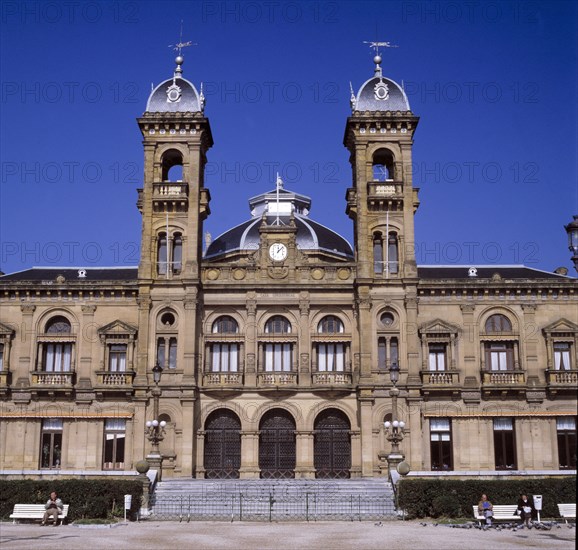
[0,521,575,550]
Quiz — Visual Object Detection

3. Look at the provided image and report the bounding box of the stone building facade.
[0,53,576,480]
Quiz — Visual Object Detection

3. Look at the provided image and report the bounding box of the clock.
[269,242,288,261]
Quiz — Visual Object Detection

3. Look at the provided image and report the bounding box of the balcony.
[258,372,297,387]
[312,372,352,386]
[96,371,135,387]
[152,181,189,212]
[546,369,578,389]
[32,371,74,387]
[368,180,403,198]
[482,370,525,386]
[421,371,459,386]
[203,372,243,387]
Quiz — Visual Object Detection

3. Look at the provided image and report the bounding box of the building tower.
[135,52,213,475]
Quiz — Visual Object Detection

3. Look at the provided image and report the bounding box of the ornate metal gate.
[314,409,351,479]
[259,409,296,478]
[204,410,241,479]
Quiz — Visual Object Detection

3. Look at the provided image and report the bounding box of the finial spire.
[363,40,398,77]
[349,81,356,111]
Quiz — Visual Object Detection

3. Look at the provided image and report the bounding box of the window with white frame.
[554,342,572,370]
[103,419,126,470]
[493,417,517,470]
[430,418,452,471]
[108,344,127,372]
[428,343,447,371]
[40,317,74,372]
[40,419,63,469]
[316,316,347,372]
[262,316,293,372]
[210,316,239,372]
[486,342,514,371]
[557,417,577,469]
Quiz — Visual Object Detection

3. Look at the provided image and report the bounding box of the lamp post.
[564,215,578,272]
[145,363,166,478]
[383,361,406,474]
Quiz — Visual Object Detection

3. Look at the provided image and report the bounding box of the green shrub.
[0,479,143,521]
[431,494,461,518]
[398,477,576,519]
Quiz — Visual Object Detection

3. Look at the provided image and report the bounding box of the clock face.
[269,242,288,261]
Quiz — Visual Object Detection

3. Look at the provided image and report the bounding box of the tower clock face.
[269,243,288,261]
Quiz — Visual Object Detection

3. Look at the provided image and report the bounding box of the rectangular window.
[43,343,72,372]
[40,419,63,469]
[317,343,345,372]
[486,343,514,371]
[430,418,452,470]
[0,343,4,371]
[557,417,577,470]
[493,417,517,470]
[103,419,126,470]
[108,344,127,372]
[265,343,292,371]
[554,343,572,370]
[157,337,177,369]
[211,343,239,372]
[428,344,447,371]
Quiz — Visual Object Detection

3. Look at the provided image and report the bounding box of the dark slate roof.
[0,267,138,282]
[205,215,354,259]
[146,76,201,113]
[417,265,574,281]
[355,76,411,112]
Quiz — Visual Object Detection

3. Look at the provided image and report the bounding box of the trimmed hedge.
[398,477,576,519]
[0,479,143,521]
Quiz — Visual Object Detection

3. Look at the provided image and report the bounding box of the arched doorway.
[259,409,296,479]
[314,409,351,479]
[204,410,241,479]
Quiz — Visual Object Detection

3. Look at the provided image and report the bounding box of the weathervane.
[363,40,399,56]
[168,20,197,56]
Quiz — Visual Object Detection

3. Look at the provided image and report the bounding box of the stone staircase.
[149,478,397,521]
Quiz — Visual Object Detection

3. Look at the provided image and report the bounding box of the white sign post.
[124,494,132,523]
[533,495,542,523]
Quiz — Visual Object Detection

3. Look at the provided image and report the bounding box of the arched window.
[172,233,182,274]
[373,232,398,275]
[265,316,291,334]
[485,314,512,333]
[45,316,71,334]
[41,316,74,373]
[161,150,183,182]
[157,233,168,276]
[318,316,344,334]
[372,149,395,181]
[212,316,239,334]
[387,233,399,274]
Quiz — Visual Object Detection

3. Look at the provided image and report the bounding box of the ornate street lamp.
[383,361,406,473]
[564,215,578,272]
[145,363,166,477]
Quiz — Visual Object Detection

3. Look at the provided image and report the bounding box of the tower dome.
[351,49,411,112]
[145,55,205,113]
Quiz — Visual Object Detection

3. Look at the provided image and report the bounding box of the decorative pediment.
[418,319,460,336]
[0,322,15,337]
[542,318,578,336]
[97,320,138,336]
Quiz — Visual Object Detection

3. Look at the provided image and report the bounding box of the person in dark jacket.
[516,494,535,528]
[42,491,63,526]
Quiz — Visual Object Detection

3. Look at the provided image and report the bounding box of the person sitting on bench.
[42,491,63,526]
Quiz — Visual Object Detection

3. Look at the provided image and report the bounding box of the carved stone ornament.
[374,80,389,101]
[166,82,182,103]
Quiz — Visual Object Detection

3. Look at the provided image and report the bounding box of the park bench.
[557,503,576,523]
[472,504,518,525]
[9,504,69,524]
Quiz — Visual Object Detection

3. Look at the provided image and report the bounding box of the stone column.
[298,293,311,386]
[195,430,206,478]
[359,392,376,476]
[295,430,315,478]
[350,430,362,477]
[239,431,260,479]
[180,397,195,477]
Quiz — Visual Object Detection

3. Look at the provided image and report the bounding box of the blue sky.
[1,0,577,274]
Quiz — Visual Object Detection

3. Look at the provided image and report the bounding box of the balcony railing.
[546,369,578,386]
[312,372,352,386]
[96,371,135,387]
[203,373,243,386]
[421,371,459,386]
[482,370,525,385]
[32,371,74,386]
[153,181,189,198]
[258,372,297,386]
[368,181,403,197]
